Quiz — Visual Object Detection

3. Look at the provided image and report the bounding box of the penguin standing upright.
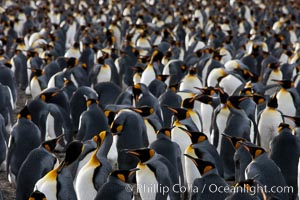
[0,114,7,171]
[126,148,180,200]
[150,128,184,189]
[220,96,251,181]
[179,67,203,93]
[269,123,300,200]
[242,142,290,200]
[184,155,230,200]
[257,93,284,151]
[273,79,300,126]
[131,106,162,144]
[109,109,149,170]
[75,132,112,200]
[34,140,84,200]
[94,168,139,200]
[222,134,252,182]
[6,106,41,186]
[16,135,63,200]
[76,97,109,141]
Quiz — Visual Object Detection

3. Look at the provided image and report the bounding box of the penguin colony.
[1,0,300,199]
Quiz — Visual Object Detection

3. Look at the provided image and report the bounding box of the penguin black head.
[30,68,44,77]
[227,96,248,109]
[215,87,228,104]
[92,130,108,148]
[184,154,215,176]
[271,79,294,89]
[239,87,253,96]
[222,134,247,150]
[240,142,266,159]
[277,122,292,133]
[156,127,172,138]
[234,176,261,194]
[267,94,278,108]
[17,106,32,120]
[39,91,58,103]
[110,168,140,183]
[131,106,154,117]
[126,148,155,163]
[268,62,280,70]
[196,86,216,96]
[132,83,145,103]
[181,97,195,109]
[194,94,213,105]
[188,67,197,75]
[62,140,83,167]
[67,57,78,68]
[85,97,99,107]
[41,134,65,152]
[167,107,190,121]
[28,190,46,200]
[110,120,124,135]
[251,94,265,105]
[104,109,116,126]
[178,127,208,144]
[156,74,170,82]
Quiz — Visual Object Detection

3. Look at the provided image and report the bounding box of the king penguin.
[109,109,149,169]
[76,97,109,141]
[75,132,112,200]
[257,93,284,151]
[34,140,84,200]
[94,168,139,200]
[184,154,230,200]
[269,123,300,200]
[16,135,64,200]
[220,95,251,181]
[242,142,290,200]
[7,106,41,187]
[222,134,252,182]
[126,148,180,200]
[28,190,47,200]
[150,128,184,190]
[0,114,7,171]
[273,79,300,127]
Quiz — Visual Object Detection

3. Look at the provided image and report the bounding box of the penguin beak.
[167,107,178,114]
[183,154,198,166]
[125,150,140,157]
[55,134,66,144]
[221,133,231,140]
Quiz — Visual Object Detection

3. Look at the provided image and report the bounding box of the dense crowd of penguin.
[1,0,300,199]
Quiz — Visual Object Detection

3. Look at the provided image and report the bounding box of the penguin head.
[85,96,99,107]
[126,148,155,163]
[131,106,155,117]
[215,87,228,104]
[111,117,124,135]
[41,134,65,152]
[240,142,266,159]
[110,168,140,183]
[196,86,216,96]
[222,134,247,150]
[184,154,215,176]
[28,190,47,200]
[267,93,278,108]
[39,91,59,103]
[67,57,78,68]
[132,83,148,103]
[271,79,294,89]
[194,94,213,105]
[167,107,190,121]
[93,130,108,147]
[268,62,280,70]
[188,67,197,75]
[60,140,83,168]
[239,87,253,96]
[251,94,266,105]
[277,122,292,133]
[227,96,248,109]
[181,97,195,109]
[156,127,172,138]
[178,127,208,144]
[104,109,116,126]
[156,74,170,82]
[29,68,44,77]
[17,106,32,120]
